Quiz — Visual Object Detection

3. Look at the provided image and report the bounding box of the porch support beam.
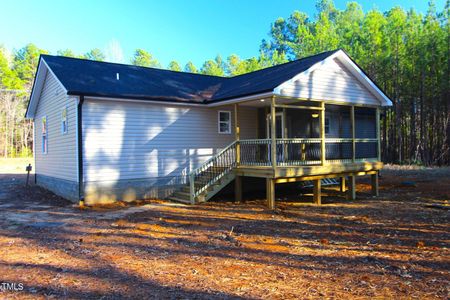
[270,96,277,168]
[320,102,326,165]
[273,170,378,184]
[272,95,380,108]
[266,178,275,209]
[371,171,379,196]
[351,106,356,162]
[340,177,346,192]
[347,175,356,200]
[235,175,242,203]
[234,103,240,164]
[376,107,381,161]
[313,179,321,205]
[189,173,195,204]
[273,104,323,110]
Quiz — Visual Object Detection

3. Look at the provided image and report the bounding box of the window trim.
[61,106,68,134]
[218,110,232,134]
[42,116,48,154]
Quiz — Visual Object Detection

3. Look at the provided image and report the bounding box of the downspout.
[77,96,85,206]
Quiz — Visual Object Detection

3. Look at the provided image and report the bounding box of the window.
[61,107,68,134]
[325,117,330,134]
[42,116,48,154]
[218,111,231,134]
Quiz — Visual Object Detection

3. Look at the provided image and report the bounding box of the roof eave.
[25,56,69,119]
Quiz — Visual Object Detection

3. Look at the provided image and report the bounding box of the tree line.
[0,0,448,165]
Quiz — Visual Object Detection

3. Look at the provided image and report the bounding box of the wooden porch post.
[376,107,381,161]
[266,178,275,209]
[235,175,242,203]
[313,179,321,205]
[189,173,195,204]
[340,177,346,192]
[320,102,326,165]
[268,96,277,209]
[351,106,355,162]
[347,174,356,200]
[371,171,379,196]
[270,96,277,168]
[234,103,240,165]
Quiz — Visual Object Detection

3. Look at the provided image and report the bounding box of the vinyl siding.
[34,71,78,181]
[278,58,380,106]
[82,99,257,183]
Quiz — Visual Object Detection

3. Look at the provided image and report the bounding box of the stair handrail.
[189,140,238,203]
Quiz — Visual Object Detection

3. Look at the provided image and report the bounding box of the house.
[25,49,392,208]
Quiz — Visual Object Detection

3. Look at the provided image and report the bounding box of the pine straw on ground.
[0,168,449,299]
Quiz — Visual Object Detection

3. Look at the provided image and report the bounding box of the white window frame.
[61,106,68,134]
[218,111,232,134]
[42,116,48,154]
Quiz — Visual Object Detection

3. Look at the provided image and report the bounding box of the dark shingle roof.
[41,50,339,104]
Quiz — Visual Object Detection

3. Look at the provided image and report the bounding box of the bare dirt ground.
[0,166,449,299]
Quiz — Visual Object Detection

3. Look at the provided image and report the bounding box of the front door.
[266,113,285,162]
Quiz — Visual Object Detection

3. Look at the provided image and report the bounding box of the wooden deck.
[234,161,382,208]
[236,161,383,179]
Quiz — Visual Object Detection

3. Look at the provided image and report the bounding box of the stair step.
[167,197,192,204]
[174,191,191,200]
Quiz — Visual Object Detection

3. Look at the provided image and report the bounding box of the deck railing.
[187,137,378,202]
[238,138,378,166]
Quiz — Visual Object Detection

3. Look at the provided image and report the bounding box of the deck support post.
[313,179,321,205]
[371,171,379,196]
[376,108,381,161]
[235,175,242,203]
[351,106,355,162]
[340,177,346,192]
[189,173,195,204]
[347,175,356,200]
[234,103,240,165]
[266,178,275,209]
[320,102,326,165]
[270,96,277,168]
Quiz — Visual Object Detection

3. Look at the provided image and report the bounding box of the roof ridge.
[227,49,340,79]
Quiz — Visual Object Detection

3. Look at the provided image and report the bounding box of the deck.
[236,161,383,180]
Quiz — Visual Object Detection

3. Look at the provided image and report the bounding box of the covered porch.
[232,95,382,208]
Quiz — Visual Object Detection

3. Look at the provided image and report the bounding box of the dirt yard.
[0,165,449,299]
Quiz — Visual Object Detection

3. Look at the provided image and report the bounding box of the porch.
[187,95,382,208]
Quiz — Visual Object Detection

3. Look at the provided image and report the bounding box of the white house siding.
[278,58,380,106]
[34,71,78,200]
[82,99,257,202]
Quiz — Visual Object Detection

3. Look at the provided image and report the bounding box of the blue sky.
[0,0,445,68]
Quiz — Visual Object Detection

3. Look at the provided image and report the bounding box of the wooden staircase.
[167,141,238,204]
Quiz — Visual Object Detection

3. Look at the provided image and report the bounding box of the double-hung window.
[218,111,231,134]
[42,116,48,154]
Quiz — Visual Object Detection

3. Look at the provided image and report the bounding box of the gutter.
[77,96,85,206]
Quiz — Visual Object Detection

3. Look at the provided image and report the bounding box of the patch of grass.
[0,157,34,174]
[383,164,450,179]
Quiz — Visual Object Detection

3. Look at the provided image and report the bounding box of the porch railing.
[238,138,378,166]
